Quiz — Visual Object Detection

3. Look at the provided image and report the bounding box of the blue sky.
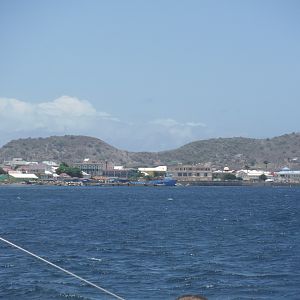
[0,0,299,151]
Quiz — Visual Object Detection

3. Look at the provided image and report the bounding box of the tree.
[0,167,7,174]
[222,173,237,181]
[56,163,69,175]
[144,175,152,181]
[66,167,82,178]
[128,170,144,180]
[259,174,267,181]
[263,160,269,170]
[56,163,82,178]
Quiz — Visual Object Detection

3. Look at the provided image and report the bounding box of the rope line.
[0,236,125,300]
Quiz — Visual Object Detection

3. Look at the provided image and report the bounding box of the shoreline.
[1,181,300,187]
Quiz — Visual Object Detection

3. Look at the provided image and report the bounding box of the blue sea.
[0,186,299,300]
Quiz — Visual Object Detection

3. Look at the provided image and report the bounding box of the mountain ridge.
[1,133,300,169]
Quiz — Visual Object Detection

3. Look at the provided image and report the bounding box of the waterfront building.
[102,168,131,179]
[138,166,167,177]
[167,164,212,182]
[235,169,273,181]
[17,163,55,180]
[274,167,300,183]
[73,160,110,176]
[19,163,52,174]
[57,172,72,180]
[8,171,38,181]
[213,166,236,180]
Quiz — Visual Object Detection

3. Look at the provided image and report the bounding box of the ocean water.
[0,186,299,300]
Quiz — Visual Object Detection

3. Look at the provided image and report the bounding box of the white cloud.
[37,96,97,117]
[0,96,209,151]
[0,96,118,132]
[132,118,208,151]
[186,121,206,127]
[149,118,206,141]
[151,118,206,128]
[151,118,179,127]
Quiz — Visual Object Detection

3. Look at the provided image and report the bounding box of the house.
[58,173,72,179]
[8,171,38,181]
[167,164,212,182]
[4,158,32,169]
[213,167,236,180]
[235,169,273,181]
[18,163,55,180]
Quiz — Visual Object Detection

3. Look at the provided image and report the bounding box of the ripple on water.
[0,186,299,300]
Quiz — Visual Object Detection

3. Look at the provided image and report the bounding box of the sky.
[0,0,299,152]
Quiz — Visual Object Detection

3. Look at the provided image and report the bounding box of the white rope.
[0,236,125,300]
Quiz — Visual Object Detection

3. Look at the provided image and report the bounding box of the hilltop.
[0,136,134,165]
[157,133,300,169]
[0,133,300,169]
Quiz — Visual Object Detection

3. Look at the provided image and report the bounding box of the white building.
[236,169,273,181]
[114,166,124,170]
[8,171,38,180]
[274,167,300,183]
[138,166,167,176]
[4,158,32,168]
[42,161,59,167]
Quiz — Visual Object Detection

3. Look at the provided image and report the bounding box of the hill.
[0,135,134,165]
[157,133,300,169]
[0,133,300,169]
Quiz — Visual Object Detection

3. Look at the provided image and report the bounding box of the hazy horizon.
[1,1,299,151]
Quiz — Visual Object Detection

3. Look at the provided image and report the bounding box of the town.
[1,157,300,186]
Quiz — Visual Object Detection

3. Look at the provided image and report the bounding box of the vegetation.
[0,167,7,174]
[127,170,144,180]
[158,133,300,169]
[56,162,83,178]
[0,133,300,169]
[259,174,267,181]
[0,135,132,165]
[222,173,237,181]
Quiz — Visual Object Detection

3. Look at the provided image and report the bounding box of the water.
[0,186,299,300]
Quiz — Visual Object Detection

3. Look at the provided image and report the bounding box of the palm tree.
[243,165,250,181]
[245,164,250,173]
[263,160,269,170]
